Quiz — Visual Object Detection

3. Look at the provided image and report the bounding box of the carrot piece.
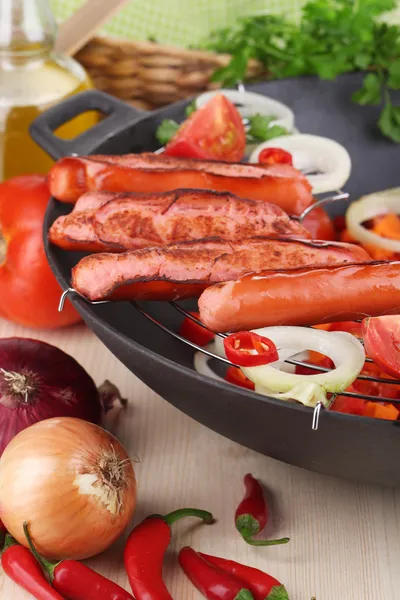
[364,402,399,420]
[373,213,400,240]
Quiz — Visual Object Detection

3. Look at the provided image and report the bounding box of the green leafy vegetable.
[378,99,400,142]
[155,119,179,145]
[352,72,383,105]
[185,101,197,116]
[247,114,289,141]
[212,48,251,87]
[201,0,400,142]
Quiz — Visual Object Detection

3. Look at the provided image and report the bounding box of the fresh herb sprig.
[201,0,400,142]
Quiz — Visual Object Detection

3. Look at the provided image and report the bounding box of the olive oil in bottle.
[0,0,98,180]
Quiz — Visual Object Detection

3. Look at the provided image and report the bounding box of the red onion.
[0,337,102,456]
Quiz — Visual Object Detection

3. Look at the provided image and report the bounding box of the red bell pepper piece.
[179,546,254,600]
[124,509,214,600]
[235,474,289,546]
[225,367,255,390]
[224,332,279,367]
[178,311,215,347]
[258,148,293,166]
[23,523,133,600]
[198,553,289,600]
[1,534,64,600]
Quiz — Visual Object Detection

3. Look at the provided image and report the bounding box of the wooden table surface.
[0,318,399,600]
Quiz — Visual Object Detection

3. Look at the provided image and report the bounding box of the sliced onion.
[194,342,225,382]
[249,134,352,194]
[345,188,400,253]
[240,327,365,408]
[194,340,307,384]
[195,90,295,131]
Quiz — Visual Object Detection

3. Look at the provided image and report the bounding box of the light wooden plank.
[0,317,398,599]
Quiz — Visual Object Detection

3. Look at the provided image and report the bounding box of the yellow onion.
[0,417,136,560]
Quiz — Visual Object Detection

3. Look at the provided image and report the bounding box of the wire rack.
[58,189,400,433]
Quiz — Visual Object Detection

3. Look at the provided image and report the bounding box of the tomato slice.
[258,148,293,166]
[178,312,215,347]
[164,94,246,162]
[301,206,336,241]
[224,331,279,367]
[362,315,400,378]
[225,366,255,390]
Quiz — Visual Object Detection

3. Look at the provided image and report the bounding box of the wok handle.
[30,90,145,160]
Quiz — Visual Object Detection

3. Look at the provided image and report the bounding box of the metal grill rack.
[58,189,400,433]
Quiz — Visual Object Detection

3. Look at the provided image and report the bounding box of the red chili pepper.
[124,508,214,600]
[224,332,279,367]
[198,553,289,600]
[258,148,293,166]
[178,312,215,347]
[23,523,133,600]
[235,474,289,546]
[225,367,255,391]
[1,534,64,600]
[179,546,254,600]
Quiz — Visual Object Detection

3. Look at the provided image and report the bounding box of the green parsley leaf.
[211,47,251,87]
[378,101,400,142]
[247,114,289,141]
[185,101,197,117]
[155,119,180,145]
[247,114,275,140]
[262,124,290,140]
[352,73,383,105]
[388,60,400,90]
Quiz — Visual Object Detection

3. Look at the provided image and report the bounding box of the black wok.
[31,73,400,487]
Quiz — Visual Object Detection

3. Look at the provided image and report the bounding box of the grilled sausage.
[71,237,370,302]
[49,192,116,251]
[49,189,311,252]
[47,152,313,215]
[198,261,400,332]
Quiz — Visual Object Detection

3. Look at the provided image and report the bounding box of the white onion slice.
[193,340,306,384]
[195,90,295,131]
[249,134,352,194]
[345,188,400,253]
[194,342,225,382]
[241,327,365,408]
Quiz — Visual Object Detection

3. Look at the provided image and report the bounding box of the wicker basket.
[75,36,265,111]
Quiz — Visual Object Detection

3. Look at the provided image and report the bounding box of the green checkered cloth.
[50,0,308,48]
[50,0,400,49]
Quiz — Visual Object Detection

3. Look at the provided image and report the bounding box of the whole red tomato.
[0,175,81,329]
[165,94,246,162]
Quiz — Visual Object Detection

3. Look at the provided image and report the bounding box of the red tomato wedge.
[178,312,215,347]
[164,94,246,162]
[362,315,400,378]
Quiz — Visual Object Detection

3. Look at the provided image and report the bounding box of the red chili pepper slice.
[224,332,279,367]
[23,523,133,600]
[1,534,64,600]
[124,509,214,600]
[258,148,293,166]
[178,312,215,347]
[179,546,254,600]
[235,474,289,547]
[197,553,289,600]
[225,367,255,391]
